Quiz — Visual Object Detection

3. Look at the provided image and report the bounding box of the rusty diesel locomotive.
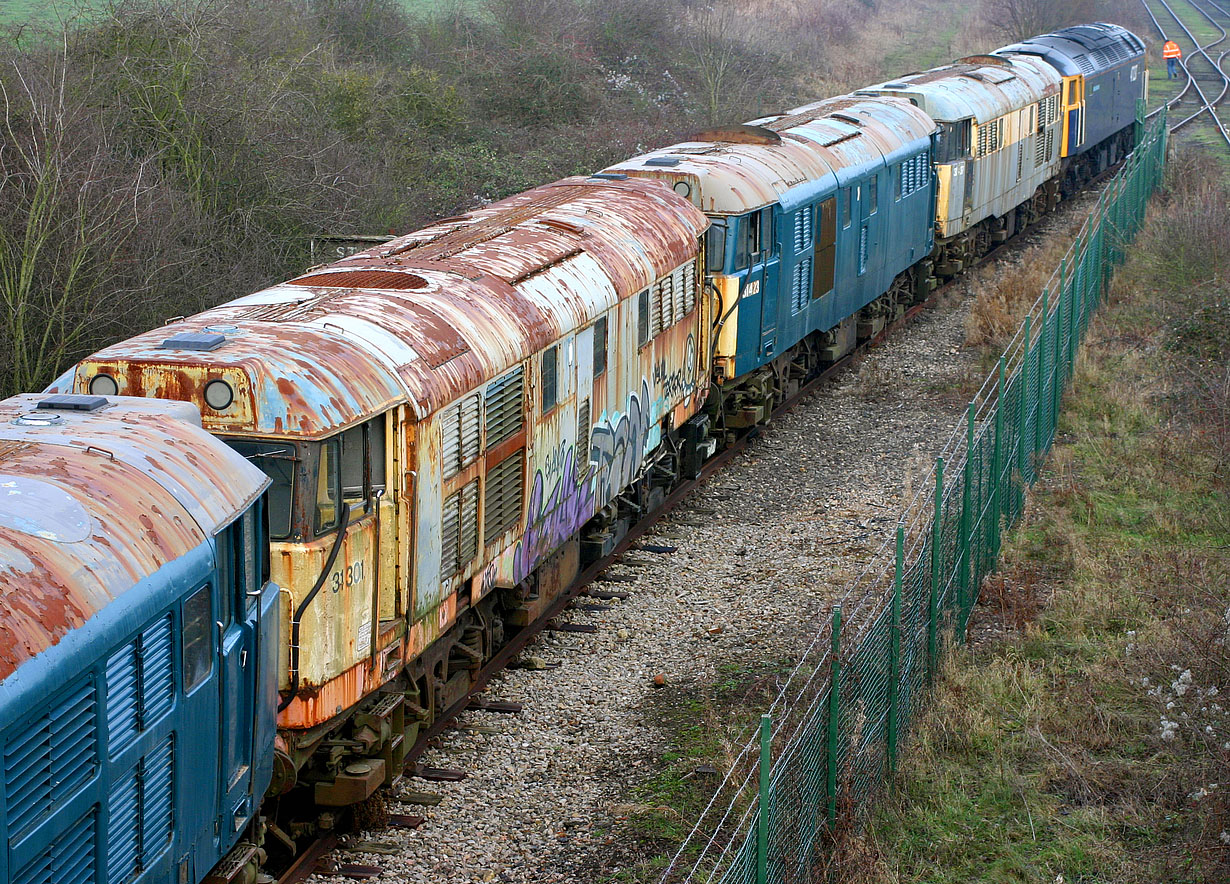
[64,175,713,872]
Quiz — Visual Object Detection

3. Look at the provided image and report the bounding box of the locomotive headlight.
[88,374,118,396]
[673,180,692,198]
[204,379,234,411]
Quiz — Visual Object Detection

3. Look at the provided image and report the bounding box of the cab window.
[226,440,296,540]
[934,119,972,163]
[705,220,727,272]
[541,345,559,413]
[182,584,213,693]
[315,436,341,533]
[339,415,387,514]
[734,207,773,270]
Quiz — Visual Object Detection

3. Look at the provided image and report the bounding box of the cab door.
[216,512,259,849]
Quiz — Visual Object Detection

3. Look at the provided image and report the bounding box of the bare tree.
[0,45,165,396]
[982,0,1105,43]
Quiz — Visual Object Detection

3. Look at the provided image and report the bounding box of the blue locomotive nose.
[0,393,275,884]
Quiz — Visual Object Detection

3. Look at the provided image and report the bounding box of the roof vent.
[37,394,109,412]
[589,172,628,180]
[644,157,681,167]
[159,331,226,351]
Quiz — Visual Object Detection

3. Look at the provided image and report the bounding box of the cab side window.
[182,584,213,693]
[541,345,559,413]
[315,436,341,533]
[734,207,773,269]
[339,415,387,514]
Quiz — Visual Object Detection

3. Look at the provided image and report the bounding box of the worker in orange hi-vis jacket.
[1163,39,1183,79]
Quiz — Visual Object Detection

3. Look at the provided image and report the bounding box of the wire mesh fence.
[659,108,1169,884]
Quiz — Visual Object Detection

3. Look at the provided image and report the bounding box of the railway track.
[274,173,1124,884]
[1142,0,1230,149]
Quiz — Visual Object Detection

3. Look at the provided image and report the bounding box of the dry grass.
[845,144,1230,884]
[963,212,1089,351]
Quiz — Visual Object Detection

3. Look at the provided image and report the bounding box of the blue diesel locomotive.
[0,394,276,884]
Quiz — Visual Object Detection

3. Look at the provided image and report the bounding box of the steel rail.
[1142,0,1230,148]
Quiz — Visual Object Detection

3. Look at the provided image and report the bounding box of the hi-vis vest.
[1164,41,1182,59]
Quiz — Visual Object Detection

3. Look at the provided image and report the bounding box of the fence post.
[1035,289,1048,459]
[991,357,1005,559]
[888,523,903,775]
[826,604,842,829]
[928,458,943,677]
[1020,314,1032,490]
[1053,267,1065,430]
[959,402,974,615]
[757,713,770,884]
[1071,238,1083,365]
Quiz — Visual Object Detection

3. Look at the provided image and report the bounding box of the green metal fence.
[661,109,1169,884]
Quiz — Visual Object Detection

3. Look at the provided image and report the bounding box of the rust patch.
[289,270,429,290]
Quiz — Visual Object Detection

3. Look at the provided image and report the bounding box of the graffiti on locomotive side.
[652,334,697,402]
[590,378,652,502]
[512,447,594,583]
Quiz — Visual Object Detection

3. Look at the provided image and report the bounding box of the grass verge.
[841,145,1230,883]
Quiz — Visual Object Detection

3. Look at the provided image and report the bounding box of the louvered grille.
[484,367,524,450]
[442,480,480,574]
[459,482,479,566]
[791,258,812,313]
[1076,55,1095,75]
[484,452,524,539]
[793,208,813,252]
[5,680,96,841]
[441,492,461,574]
[140,617,173,727]
[858,225,869,275]
[576,400,591,478]
[141,735,173,859]
[1035,131,1046,166]
[106,646,139,753]
[681,262,696,316]
[5,721,50,837]
[1016,141,1025,181]
[1046,129,1055,161]
[441,395,481,480]
[107,768,140,884]
[13,810,95,884]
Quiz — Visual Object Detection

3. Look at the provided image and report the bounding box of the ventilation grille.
[106,615,174,755]
[106,734,174,884]
[484,452,524,540]
[858,226,869,275]
[288,270,429,290]
[649,262,698,337]
[1016,141,1025,182]
[4,679,96,841]
[12,809,95,884]
[900,153,928,198]
[793,207,813,252]
[442,480,479,575]
[1075,54,1095,75]
[1046,129,1055,161]
[1035,131,1046,166]
[441,395,481,481]
[484,367,525,450]
[576,399,591,479]
[791,258,812,313]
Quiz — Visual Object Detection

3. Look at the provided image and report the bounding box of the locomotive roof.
[71,176,708,435]
[995,23,1146,78]
[858,53,1061,123]
[0,394,269,681]
[601,93,937,214]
